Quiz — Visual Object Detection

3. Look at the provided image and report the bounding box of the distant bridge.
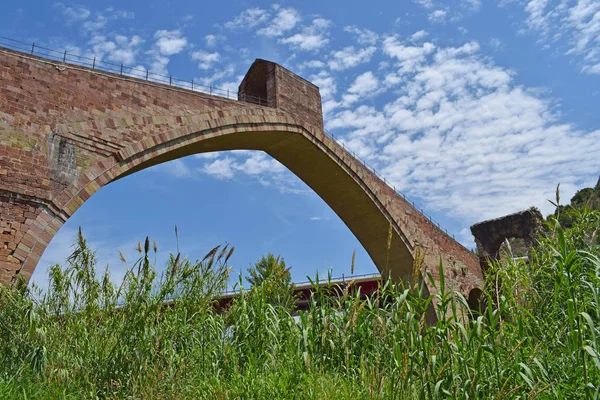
[214,273,382,312]
[0,36,483,301]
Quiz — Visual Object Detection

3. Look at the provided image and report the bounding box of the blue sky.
[2,0,598,289]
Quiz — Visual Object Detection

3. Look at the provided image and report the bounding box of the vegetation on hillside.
[0,207,599,398]
[553,177,600,228]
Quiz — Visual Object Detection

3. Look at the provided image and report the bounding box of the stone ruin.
[470,208,544,272]
[466,208,544,314]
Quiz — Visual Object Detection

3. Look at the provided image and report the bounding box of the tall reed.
[0,208,598,398]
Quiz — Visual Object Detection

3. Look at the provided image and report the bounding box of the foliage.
[246,253,296,312]
[0,210,600,398]
[553,177,600,228]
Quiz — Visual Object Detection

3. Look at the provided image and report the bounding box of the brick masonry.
[0,48,483,298]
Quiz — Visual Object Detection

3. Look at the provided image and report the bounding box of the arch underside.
[12,120,418,284]
[12,115,424,287]
[117,126,415,282]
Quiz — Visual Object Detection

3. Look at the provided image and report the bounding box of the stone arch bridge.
[0,46,483,298]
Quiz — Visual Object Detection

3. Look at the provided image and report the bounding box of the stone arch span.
[0,47,483,298]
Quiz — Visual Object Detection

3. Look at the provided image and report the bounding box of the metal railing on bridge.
[0,35,268,106]
[323,127,468,249]
[219,272,382,298]
[0,35,471,252]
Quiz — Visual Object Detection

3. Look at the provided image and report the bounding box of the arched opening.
[467,287,484,317]
[32,150,379,290]
[14,118,417,287]
[470,209,543,272]
[117,126,413,279]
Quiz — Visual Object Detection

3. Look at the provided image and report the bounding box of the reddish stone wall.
[238,59,323,130]
[273,63,323,131]
[0,197,29,282]
[0,47,482,299]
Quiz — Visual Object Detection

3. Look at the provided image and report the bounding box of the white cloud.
[382,72,402,88]
[281,34,328,51]
[147,30,187,76]
[201,157,236,179]
[524,0,552,33]
[199,152,286,184]
[413,0,480,21]
[205,34,224,48]
[154,30,187,56]
[54,5,135,36]
[310,70,339,117]
[194,153,220,160]
[149,54,169,76]
[83,15,107,32]
[279,17,331,51]
[382,36,436,74]
[414,0,434,9]
[114,10,135,19]
[237,152,285,175]
[329,36,600,226]
[215,79,241,96]
[328,46,377,71]
[54,3,91,23]
[195,64,235,87]
[458,228,475,248]
[156,159,192,178]
[225,8,271,30]
[328,105,390,159]
[311,70,337,100]
[257,7,301,37]
[585,63,600,74]
[342,71,379,106]
[517,0,600,74]
[489,37,503,50]
[191,50,220,70]
[463,0,481,11]
[89,34,143,65]
[299,59,326,69]
[429,9,448,23]
[411,30,429,41]
[205,34,217,48]
[343,26,379,45]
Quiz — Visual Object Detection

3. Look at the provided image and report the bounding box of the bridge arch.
[24,115,414,283]
[0,48,482,299]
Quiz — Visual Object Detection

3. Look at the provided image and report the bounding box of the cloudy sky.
[2,0,598,289]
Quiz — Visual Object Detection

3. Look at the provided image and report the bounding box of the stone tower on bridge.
[0,45,483,299]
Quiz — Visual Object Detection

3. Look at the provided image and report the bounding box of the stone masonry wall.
[0,47,482,299]
[273,63,323,131]
[470,208,544,272]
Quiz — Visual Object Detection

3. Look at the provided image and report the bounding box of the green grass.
[1,209,599,399]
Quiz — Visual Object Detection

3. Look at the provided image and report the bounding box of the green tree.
[246,253,296,311]
[552,176,600,228]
